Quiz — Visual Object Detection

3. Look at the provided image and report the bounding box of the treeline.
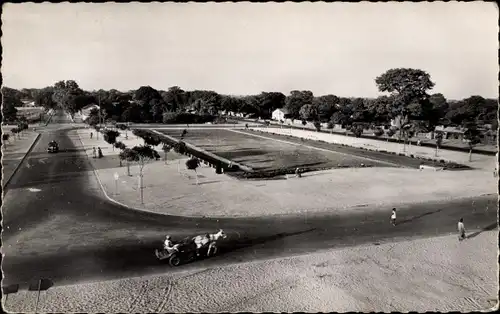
[2,68,497,132]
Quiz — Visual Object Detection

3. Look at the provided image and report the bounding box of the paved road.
[2,111,497,290]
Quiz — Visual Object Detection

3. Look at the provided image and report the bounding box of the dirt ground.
[3,230,497,312]
[155,128,391,171]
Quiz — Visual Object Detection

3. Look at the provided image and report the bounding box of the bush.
[350,125,363,138]
[114,141,126,150]
[103,130,120,145]
[174,141,187,155]
[326,121,334,129]
[162,112,216,124]
[386,129,396,137]
[373,128,384,137]
[2,134,10,141]
[313,121,321,131]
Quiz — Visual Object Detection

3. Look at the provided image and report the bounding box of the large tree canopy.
[285,90,314,119]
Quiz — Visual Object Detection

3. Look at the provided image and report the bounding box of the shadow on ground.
[466,222,498,240]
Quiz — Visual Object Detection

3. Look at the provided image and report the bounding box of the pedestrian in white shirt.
[391,208,397,226]
[458,218,466,241]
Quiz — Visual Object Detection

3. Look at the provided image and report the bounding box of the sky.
[2,2,498,99]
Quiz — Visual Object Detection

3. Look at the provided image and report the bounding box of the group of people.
[92,147,103,158]
[390,208,467,241]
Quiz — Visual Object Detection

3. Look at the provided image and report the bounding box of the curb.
[150,129,254,172]
[2,132,42,191]
[74,129,221,220]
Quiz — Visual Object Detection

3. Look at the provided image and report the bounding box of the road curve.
[1,111,497,290]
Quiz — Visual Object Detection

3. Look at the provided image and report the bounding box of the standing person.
[458,218,466,241]
[391,208,397,226]
[92,147,97,158]
[90,132,93,139]
[97,147,103,158]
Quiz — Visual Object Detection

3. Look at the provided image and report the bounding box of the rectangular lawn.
[156,128,394,171]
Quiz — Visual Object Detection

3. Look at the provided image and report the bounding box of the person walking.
[458,218,466,241]
[92,147,97,158]
[97,147,103,158]
[90,132,93,139]
[391,208,397,226]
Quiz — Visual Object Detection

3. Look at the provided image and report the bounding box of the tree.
[185,157,201,185]
[314,94,339,122]
[434,132,443,157]
[299,104,318,121]
[386,128,396,141]
[313,121,322,132]
[2,87,22,122]
[11,128,20,139]
[119,147,138,176]
[114,141,127,166]
[161,86,187,112]
[257,92,286,118]
[131,145,161,204]
[285,90,314,119]
[351,125,363,137]
[2,133,10,147]
[103,130,120,151]
[174,141,187,155]
[161,142,172,164]
[34,87,57,110]
[143,133,162,147]
[375,68,435,121]
[463,122,481,162]
[373,128,384,137]
[52,80,84,114]
[376,68,435,151]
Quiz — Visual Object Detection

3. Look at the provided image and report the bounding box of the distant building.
[272,108,290,121]
[434,125,465,140]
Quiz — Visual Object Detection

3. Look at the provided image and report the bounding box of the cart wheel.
[169,254,181,267]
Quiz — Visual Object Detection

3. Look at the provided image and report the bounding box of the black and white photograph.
[1,2,498,312]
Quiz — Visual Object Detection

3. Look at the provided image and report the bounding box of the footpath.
[1,129,41,190]
[75,127,496,218]
[3,230,497,312]
[238,117,497,154]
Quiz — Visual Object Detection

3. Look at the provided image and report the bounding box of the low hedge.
[143,130,241,172]
[162,112,216,124]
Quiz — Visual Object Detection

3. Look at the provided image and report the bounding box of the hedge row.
[162,113,217,124]
[140,129,241,172]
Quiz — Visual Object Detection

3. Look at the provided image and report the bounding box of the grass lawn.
[156,128,393,172]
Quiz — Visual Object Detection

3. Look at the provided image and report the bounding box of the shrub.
[373,128,384,137]
[3,134,10,141]
[174,141,187,155]
[313,121,321,131]
[386,129,396,138]
[162,112,216,124]
[327,121,334,129]
[114,141,126,150]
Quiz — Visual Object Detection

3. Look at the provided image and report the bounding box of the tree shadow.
[216,228,317,257]
[397,208,444,225]
[466,222,498,239]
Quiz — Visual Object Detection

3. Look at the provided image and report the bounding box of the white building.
[272,108,290,121]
